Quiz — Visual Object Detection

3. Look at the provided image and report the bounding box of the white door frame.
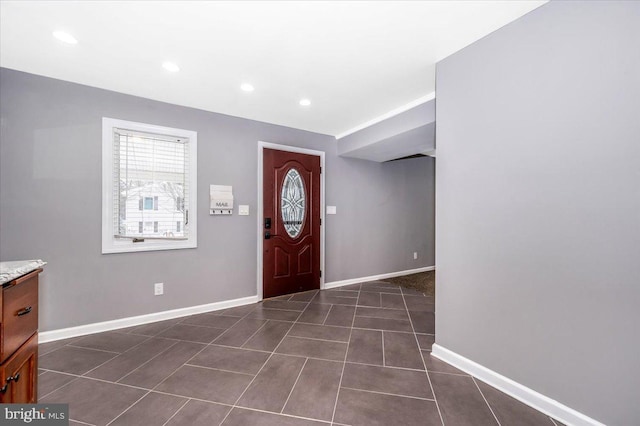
[257,141,326,301]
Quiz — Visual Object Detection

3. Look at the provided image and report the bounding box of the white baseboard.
[431,344,605,426]
[40,266,435,342]
[323,266,435,290]
[39,295,260,343]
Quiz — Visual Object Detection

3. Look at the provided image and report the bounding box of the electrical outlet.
[413,252,418,260]
[154,282,164,296]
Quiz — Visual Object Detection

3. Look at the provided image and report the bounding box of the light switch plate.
[326,206,337,215]
[154,282,164,296]
[239,205,250,216]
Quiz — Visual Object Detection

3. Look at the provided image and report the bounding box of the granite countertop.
[0,259,46,285]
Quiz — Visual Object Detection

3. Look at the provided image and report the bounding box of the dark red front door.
[263,148,320,298]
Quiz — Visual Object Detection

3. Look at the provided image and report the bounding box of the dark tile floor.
[38,281,561,426]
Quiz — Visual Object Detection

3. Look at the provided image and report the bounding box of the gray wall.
[0,68,435,331]
[435,2,640,425]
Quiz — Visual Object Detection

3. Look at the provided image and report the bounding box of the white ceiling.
[0,1,546,137]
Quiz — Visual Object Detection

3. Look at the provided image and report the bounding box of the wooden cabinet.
[0,268,41,403]
[0,333,37,403]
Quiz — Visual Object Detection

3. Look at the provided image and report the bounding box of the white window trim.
[102,117,198,254]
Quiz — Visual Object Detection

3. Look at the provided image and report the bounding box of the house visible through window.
[119,136,187,237]
[102,117,197,254]
[143,197,154,210]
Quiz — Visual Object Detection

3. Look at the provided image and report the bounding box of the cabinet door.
[2,270,39,362]
[0,333,38,403]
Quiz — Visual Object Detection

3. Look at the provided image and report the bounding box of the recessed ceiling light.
[162,62,180,73]
[53,31,77,45]
[240,83,254,92]
[299,99,311,106]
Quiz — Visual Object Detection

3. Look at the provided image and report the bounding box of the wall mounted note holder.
[210,185,234,215]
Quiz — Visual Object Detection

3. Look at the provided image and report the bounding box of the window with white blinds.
[102,118,197,253]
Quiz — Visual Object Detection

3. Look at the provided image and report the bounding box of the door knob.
[265,231,271,240]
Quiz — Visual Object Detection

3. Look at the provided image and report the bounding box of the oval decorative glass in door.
[281,168,306,238]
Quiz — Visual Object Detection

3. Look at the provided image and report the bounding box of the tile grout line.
[280,357,309,414]
[381,330,386,366]
[68,419,96,426]
[36,368,74,400]
[160,398,192,426]
[205,342,272,354]
[172,322,233,331]
[183,363,255,377]
[78,345,141,380]
[296,322,352,331]
[37,370,151,401]
[311,302,357,308]
[207,308,260,344]
[84,332,156,351]
[354,313,411,321]
[151,387,345,425]
[358,304,419,311]
[321,304,334,325]
[252,306,306,313]
[320,294,359,302]
[149,390,233,408]
[65,344,125,355]
[217,301,309,425]
[358,290,404,296]
[38,378,80,402]
[402,290,445,426]
[342,360,425,373]
[285,335,349,344]
[325,294,358,300]
[263,300,309,309]
[330,287,359,425]
[78,357,118,379]
[351,325,413,333]
[297,319,336,326]
[145,388,337,425]
[472,376,502,426]
[232,405,334,424]
[240,353,342,366]
[38,345,66,358]
[124,328,177,338]
[426,370,471,378]
[239,320,270,348]
[77,334,161,379]
[115,340,181,384]
[340,386,435,402]
[246,316,299,324]
[104,390,152,426]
